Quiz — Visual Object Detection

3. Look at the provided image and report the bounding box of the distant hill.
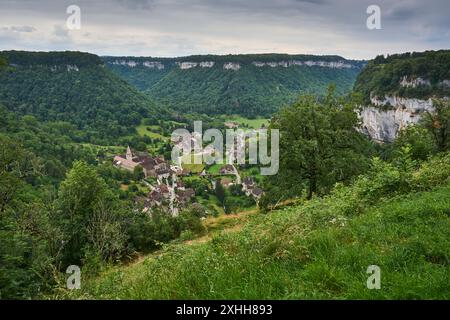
[103,54,365,117]
[354,50,450,142]
[354,50,450,103]
[0,51,167,144]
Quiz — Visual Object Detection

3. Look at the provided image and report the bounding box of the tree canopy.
[261,89,373,207]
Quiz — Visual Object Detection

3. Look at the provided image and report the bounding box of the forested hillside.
[354,50,450,102]
[103,54,364,117]
[0,51,168,145]
[0,53,207,299]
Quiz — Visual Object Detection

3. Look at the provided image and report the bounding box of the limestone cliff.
[359,77,449,142]
[359,96,435,142]
[354,50,450,143]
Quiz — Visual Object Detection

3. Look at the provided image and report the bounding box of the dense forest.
[0,103,206,299]
[104,54,364,117]
[0,51,169,145]
[354,50,450,102]
[0,54,205,299]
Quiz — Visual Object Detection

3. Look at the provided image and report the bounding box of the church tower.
[126,146,133,161]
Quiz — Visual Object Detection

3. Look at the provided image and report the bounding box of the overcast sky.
[0,0,449,60]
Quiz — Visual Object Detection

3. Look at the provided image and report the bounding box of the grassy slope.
[180,154,206,173]
[207,164,222,175]
[224,115,270,129]
[60,155,450,299]
[136,123,168,140]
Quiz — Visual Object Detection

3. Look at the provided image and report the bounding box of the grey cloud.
[53,25,70,39]
[1,25,36,33]
[384,1,420,20]
[11,25,36,32]
[295,0,327,5]
[114,0,153,10]
[0,0,448,59]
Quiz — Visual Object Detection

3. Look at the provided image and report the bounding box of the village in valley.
[112,120,265,217]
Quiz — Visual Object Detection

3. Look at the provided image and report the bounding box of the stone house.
[219,164,235,175]
[113,146,171,179]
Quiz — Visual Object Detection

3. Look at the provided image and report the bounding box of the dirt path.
[127,208,259,266]
[185,208,258,245]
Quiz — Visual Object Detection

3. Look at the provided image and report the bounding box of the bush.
[411,153,450,191]
[179,230,196,241]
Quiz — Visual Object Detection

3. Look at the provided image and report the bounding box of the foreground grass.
[58,181,450,299]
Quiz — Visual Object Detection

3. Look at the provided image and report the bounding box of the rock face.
[106,59,357,71]
[441,80,450,87]
[359,96,435,142]
[103,55,364,75]
[199,61,215,68]
[359,74,450,142]
[66,65,79,72]
[49,65,80,72]
[399,76,431,88]
[176,61,215,69]
[223,62,241,71]
[177,62,198,70]
[251,60,355,69]
[111,60,138,67]
[143,61,165,70]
